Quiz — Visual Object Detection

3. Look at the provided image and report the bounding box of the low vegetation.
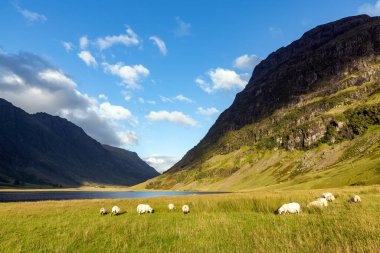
[139,125,380,191]
[1,186,379,252]
[140,78,380,191]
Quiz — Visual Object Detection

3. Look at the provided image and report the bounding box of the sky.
[0,0,379,172]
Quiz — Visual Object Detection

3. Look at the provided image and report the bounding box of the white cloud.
[0,72,24,86]
[118,131,139,146]
[99,102,132,121]
[79,36,89,50]
[15,4,47,23]
[233,54,262,70]
[197,107,219,117]
[358,0,380,15]
[195,77,212,93]
[138,97,145,104]
[149,36,168,55]
[159,95,193,103]
[96,26,139,50]
[160,95,173,103]
[102,62,149,89]
[98,94,108,100]
[209,68,246,90]
[197,68,246,93]
[38,69,76,89]
[146,110,198,127]
[174,94,193,103]
[78,51,98,67]
[124,93,132,101]
[143,155,179,173]
[147,100,156,105]
[62,41,73,52]
[175,17,191,37]
[0,51,138,147]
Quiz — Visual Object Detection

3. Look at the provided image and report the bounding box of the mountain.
[139,15,380,191]
[0,98,159,187]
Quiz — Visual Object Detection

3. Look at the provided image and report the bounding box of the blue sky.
[0,0,379,172]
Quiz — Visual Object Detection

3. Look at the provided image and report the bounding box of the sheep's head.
[277,206,286,215]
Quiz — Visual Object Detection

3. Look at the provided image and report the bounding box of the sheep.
[348,195,362,203]
[276,202,301,215]
[182,204,190,214]
[168,203,175,211]
[99,207,107,215]
[321,192,335,202]
[307,197,328,208]
[111,206,121,216]
[137,204,154,214]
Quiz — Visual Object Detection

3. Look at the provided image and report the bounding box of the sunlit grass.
[1,186,379,252]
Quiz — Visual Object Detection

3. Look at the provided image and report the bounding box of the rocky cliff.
[140,15,380,191]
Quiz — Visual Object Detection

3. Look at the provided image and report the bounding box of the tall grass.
[0,186,379,252]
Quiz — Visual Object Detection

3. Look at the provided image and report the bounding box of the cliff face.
[168,15,380,173]
[135,15,380,191]
[0,98,159,187]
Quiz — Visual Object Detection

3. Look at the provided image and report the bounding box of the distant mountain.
[139,15,380,191]
[0,98,159,187]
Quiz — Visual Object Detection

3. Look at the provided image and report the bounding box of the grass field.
[1,186,379,252]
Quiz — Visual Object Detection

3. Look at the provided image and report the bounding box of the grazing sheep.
[348,195,362,203]
[137,204,154,214]
[111,206,121,216]
[276,202,301,215]
[307,197,328,208]
[182,205,190,214]
[321,192,335,202]
[99,207,107,215]
[168,203,175,211]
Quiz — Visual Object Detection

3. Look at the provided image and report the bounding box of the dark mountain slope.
[0,98,159,187]
[170,15,380,172]
[138,15,380,191]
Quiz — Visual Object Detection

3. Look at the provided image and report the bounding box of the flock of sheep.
[275,193,362,215]
[99,203,190,216]
[98,193,361,216]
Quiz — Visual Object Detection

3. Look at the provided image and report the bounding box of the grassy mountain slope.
[137,82,380,191]
[136,15,380,191]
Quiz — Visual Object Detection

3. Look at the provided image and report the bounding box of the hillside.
[0,98,159,187]
[139,15,380,191]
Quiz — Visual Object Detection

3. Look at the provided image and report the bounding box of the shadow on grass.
[100,211,128,216]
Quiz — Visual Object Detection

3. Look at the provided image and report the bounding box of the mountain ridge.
[168,14,380,173]
[0,98,159,187]
[139,15,380,191]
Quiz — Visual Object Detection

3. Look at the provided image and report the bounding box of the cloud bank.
[0,51,138,147]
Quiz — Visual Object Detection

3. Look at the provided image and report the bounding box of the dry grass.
[1,186,379,252]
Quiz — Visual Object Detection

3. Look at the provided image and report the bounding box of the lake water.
[0,191,223,202]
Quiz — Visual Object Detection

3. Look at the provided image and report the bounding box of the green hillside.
[136,16,380,191]
[136,80,380,191]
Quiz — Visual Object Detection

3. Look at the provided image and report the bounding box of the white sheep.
[168,203,175,211]
[307,197,328,208]
[99,207,107,215]
[321,192,335,202]
[348,195,362,203]
[276,202,301,215]
[111,206,121,216]
[182,204,190,214]
[137,204,154,214]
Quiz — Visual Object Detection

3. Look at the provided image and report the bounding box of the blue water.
[0,191,223,202]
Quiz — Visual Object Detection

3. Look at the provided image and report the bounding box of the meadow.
[1,186,379,253]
